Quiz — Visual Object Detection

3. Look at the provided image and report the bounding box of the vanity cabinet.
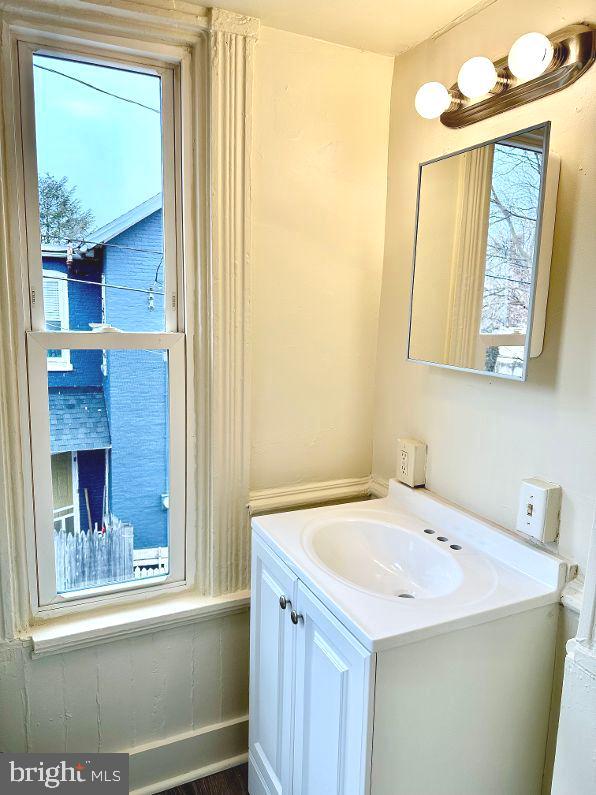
[248,482,567,795]
[249,536,373,795]
[249,515,558,795]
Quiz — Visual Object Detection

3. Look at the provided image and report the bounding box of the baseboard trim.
[248,476,372,515]
[129,715,248,794]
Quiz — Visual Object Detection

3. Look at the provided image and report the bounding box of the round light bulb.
[414,82,451,119]
[508,32,554,81]
[457,56,498,99]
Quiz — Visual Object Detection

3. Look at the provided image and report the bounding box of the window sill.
[24,589,250,658]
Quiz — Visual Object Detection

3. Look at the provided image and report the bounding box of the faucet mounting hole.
[397,592,415,599]
[437,536,448,542]
[424,528,435,534]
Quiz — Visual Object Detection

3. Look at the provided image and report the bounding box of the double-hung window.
[17,40,187,608]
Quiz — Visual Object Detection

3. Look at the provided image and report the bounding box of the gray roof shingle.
[49,389,111,454]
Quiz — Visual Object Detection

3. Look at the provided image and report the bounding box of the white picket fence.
[133,546,168,580]
[54,515,134,593]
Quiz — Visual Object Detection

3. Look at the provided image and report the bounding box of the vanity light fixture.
[414,23,595,128]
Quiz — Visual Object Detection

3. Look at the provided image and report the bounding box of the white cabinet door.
[249,536,298,795]
[291,582,374,795]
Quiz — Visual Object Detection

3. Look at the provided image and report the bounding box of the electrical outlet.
[397,438,426,488]
[400,449,409,479]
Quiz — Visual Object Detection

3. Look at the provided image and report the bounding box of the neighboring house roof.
[41,194,162,257]
[79,194,162,254]
[49,388,111,454]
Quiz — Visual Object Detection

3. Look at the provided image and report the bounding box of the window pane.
[480,143,542,336]
[49,348,170,593]
[32,53,166,332]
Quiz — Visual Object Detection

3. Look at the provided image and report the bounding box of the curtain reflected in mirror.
[408,124,549,380]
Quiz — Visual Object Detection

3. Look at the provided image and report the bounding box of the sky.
[33,53,163,232]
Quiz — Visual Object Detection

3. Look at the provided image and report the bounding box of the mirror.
[408,122,551,381]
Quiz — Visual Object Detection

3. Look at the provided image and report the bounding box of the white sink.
[303,517,463,599]
[252,480,567,651]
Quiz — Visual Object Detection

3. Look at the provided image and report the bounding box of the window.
[18,42,186,607]
[43,271,71,370]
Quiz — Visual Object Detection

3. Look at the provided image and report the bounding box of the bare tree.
[38,173,94,245]
[480,144,541,335]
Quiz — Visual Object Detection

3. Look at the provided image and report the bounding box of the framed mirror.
[408,122,553,381]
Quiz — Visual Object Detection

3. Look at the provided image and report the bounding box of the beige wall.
[251,26,393,490]
[373,0,596,575]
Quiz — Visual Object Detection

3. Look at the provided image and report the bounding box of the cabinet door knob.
[279,595,290,610]
[290,610,303,625]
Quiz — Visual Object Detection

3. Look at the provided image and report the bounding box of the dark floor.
[157,764,248,795]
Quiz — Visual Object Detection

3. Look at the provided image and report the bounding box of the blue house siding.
[104,350,168,548]
[103,210,164,332]
[43,256,103,389]
[103,209,168,549]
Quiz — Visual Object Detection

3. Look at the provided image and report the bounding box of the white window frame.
[43,270,72,370]
[14,34,192,612]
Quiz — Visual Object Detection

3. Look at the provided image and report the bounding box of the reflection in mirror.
[408,123,549,380]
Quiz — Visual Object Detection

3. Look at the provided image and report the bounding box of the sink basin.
[302,516,464,599]
[253,480,566,651]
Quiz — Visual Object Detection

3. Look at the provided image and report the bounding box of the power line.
[81,239,163,255]
[34,63,160,114]
[43,237,163,255]
[43,272,164,297]
[153,256,164,285]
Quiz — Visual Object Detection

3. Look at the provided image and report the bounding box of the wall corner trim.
[206,14,256,596]
[369,474,390,498]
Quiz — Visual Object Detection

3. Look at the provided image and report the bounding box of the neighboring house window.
[43,271,71,370]
[17,41,186,609]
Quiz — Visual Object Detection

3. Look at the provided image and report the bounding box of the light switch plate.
[516,478,561,543]
[397,438,426,488]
